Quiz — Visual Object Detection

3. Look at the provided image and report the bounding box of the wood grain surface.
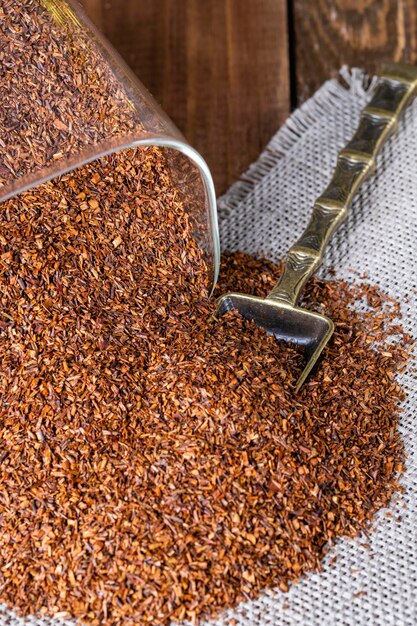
[293,0,417,102]
[80,0,290,194]
[79,0,417,193]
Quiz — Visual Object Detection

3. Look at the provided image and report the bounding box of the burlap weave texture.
[1,68,416,626]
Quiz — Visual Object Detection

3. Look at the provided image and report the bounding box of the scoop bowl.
[214,292,334,392]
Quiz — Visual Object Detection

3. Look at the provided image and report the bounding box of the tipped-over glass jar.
[0,0,219,292]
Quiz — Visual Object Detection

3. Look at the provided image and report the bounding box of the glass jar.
[0,0,220,292]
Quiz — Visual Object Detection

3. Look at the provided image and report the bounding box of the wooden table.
[80,0,417,195]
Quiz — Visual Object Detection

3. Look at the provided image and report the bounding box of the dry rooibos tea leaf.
[0,145,412,625]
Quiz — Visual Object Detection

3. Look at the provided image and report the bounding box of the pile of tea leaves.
[0,148,412,625]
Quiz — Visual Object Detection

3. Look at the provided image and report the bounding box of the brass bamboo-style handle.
[268,63,417,306]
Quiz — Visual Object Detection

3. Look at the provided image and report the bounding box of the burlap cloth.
[1,68,416,625]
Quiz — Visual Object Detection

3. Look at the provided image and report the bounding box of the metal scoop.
[214,63,417,392]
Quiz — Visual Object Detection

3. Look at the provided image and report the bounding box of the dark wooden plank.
[80,0,104,30]
[80,0,290,194]
[292,0,417,103]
